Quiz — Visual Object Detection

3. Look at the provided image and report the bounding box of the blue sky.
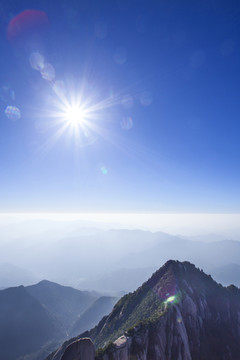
[0,0,240,212]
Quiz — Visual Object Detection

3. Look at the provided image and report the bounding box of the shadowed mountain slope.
[0,286,62,360]
[70,296,118,337]
[26,280,97,332]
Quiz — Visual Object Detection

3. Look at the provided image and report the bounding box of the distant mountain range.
[77,267,156,294]
[48,260,240,360]
[2,230,240,292]
[210,263,240,287]
[0,281,118,360]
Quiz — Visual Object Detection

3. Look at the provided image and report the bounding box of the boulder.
[60,338,95,360]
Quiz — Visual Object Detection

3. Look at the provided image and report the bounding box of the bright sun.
[65,106,84,125]
[43,86,112,150]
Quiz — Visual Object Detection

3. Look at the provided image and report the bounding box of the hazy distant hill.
[76,235,240,292]
[48,260,240,360]
[26,280,97,333]
[70,296,118,337]
[0,262,39,288]
[0,286,62,360]
[2,230,240,292]
[77,267,156,293]
[119,237,240,271]
[210,263,240,287]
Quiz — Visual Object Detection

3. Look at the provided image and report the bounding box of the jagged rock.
[60,338,95,360]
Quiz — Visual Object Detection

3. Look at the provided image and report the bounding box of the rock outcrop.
[60,338,95,360]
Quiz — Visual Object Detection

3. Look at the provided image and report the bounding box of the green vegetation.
[92,290,163,347]
[95,341,116,359]
[89,264,177,349]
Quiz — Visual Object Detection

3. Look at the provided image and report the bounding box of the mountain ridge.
[0,280,116,360]
[26,279,97,332]
[47,260,240,360]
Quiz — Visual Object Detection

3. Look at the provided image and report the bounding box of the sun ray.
[30,75,141,157]
[36,122,70,158]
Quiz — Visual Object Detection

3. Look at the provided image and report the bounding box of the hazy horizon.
[1,214,240,292]
[1,212,240,237]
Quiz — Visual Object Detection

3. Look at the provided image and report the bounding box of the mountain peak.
[83,260,221,348]
[47,260,240,360]
[36,279,61,287]
[92,260,240,360]
[133,260,208,305]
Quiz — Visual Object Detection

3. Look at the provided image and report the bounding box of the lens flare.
[121,116,133,130]
[165,295,176,303]
[163,293,180,308]
[7,9,49,42]
[41,63,55,81]
[100,165,108,175]
[5,106,21,121]
[29,52,45,71]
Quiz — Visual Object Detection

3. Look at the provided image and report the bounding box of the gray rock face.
[102,310,193,360]
[60,338,95,360]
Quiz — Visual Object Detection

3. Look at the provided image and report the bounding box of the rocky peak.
[47,260,240,360]
[96,261,240,360]
[60,338,95,360]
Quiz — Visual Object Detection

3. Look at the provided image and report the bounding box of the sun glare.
[38,77,124,153]
[65,106,84,125]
